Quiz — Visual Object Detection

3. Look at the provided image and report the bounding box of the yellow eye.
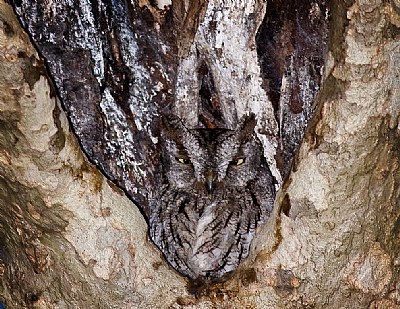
[230,158,245,166]
[176,157,191,164]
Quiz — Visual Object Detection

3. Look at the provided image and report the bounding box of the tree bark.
[0,0,399,308]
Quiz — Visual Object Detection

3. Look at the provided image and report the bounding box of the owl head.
[160,114,263,193]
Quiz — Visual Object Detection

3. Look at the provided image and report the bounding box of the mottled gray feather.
[150,114,275,280]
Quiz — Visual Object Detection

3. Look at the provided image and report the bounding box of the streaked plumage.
[150,114,275,280]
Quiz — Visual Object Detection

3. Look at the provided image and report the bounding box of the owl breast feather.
[150,185,269,280]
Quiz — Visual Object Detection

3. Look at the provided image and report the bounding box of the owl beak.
[206,170,215,193]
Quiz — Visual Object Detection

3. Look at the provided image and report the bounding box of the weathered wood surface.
[0,0,399,308]
[8,0,328,217]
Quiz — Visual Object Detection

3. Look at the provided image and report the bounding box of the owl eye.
[229,158,245,166]
[176,157,191,164]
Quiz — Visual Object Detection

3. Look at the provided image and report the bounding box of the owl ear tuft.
[160,114,189,140]
[238,113,257,140]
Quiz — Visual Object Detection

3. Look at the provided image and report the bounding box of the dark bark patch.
[49,103,66,154]
[274,268,299,294]
[240,267,257,286]
[327,0,354,64]
[1,20,14,37]
[152,261,163,270]
[198,61,225,128]
[280,194,291,217]
[20,56,47,91]
[25,292,39,303]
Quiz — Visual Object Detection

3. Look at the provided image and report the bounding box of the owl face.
[161,115,261,193]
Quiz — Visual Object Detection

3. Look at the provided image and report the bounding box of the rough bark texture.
[256,0,328,176]
[0,0,399,308]
[0,4,187,308]
[8,0,184,217]
[6,0,328,219]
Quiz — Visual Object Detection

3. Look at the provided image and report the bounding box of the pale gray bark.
[0,0,399,308]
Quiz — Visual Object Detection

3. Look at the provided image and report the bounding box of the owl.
[150,114,276,281]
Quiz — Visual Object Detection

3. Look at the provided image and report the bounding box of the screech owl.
[150,114,276,281]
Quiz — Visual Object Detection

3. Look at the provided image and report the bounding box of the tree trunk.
[0,0,399,308]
